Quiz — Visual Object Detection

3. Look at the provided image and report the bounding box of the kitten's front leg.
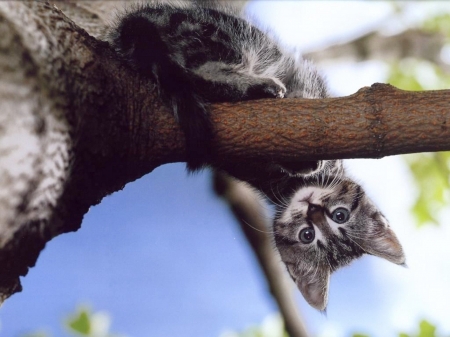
[193,62,286,101]
[245,77,286,100]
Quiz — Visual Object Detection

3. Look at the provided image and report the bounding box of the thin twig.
[213,172,309,337]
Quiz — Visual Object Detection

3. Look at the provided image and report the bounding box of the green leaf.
[387,60,424,91]
[418,320,437,337]
[422,13,450,37]
[404,152,450,227]
[67,309,91,335]
[398,333,410,337]
[353,334,370,337]
[220,314,287,337]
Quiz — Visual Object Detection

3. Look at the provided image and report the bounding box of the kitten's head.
[273,161,405,311]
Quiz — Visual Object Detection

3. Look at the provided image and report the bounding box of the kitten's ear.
[291,266,330,311]
[360,213,405,265]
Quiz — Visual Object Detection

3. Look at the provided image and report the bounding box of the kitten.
[268,160,405,310]
[109,1,405,311]
[108,1,326,170]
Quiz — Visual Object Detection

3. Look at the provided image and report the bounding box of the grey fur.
[273,163,405,310]
[109,1,405,311]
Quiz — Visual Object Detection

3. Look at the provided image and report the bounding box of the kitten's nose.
[307,204,333,236]
[307,203,322,214]
[307,203,326,221]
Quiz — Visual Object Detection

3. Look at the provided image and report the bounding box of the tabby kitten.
[109,1,405,311]
[270,160,405,310]
[108,1,326,170]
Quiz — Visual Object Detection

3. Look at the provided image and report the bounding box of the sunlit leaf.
[67,309,91,335]
[398,333,410,337]
[386,43,450,227]
[219,314,288,337]
[418,320,437,337]
[23,306,124,337]
[388,59,450,92]
[388,60,424,91]
[396,319,438,337]
[422,13,450,37]
[405,152,450,226]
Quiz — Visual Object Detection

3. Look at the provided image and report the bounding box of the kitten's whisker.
[274,182,289,208]
[269,184,289,208]
[343,233,365,251]
[311,248,322,280]
[241,219,273,234]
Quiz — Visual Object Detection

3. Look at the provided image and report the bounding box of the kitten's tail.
[109,8,212,171]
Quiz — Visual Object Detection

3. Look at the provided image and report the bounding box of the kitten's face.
[273,172,405,311]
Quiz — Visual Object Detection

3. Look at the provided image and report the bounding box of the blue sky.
[2,1,450,337]
[0,165,280,336]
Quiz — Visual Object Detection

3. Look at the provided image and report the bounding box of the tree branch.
[214,172,309,337]
[305,29,447,71]
[209,85,450,163]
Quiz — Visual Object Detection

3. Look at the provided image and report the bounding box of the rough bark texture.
[0,1,449,334]
[210,87,450,163]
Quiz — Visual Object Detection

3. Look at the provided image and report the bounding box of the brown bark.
[210,86,450,163]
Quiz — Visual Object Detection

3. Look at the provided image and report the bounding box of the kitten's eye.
[299,227,315,244]
[331,208,350,224]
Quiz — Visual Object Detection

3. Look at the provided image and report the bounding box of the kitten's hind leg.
[170,90,213,171]
[110,16,215,171]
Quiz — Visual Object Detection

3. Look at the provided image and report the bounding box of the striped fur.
[108,1,405,311]
[273,163,405,311]
[108,1,327,169]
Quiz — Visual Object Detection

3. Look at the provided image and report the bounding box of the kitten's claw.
[247,79,286,99]
[263,79,286,98]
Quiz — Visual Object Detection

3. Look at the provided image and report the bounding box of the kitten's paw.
[247,78,286,99]
[264,80,286,98]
